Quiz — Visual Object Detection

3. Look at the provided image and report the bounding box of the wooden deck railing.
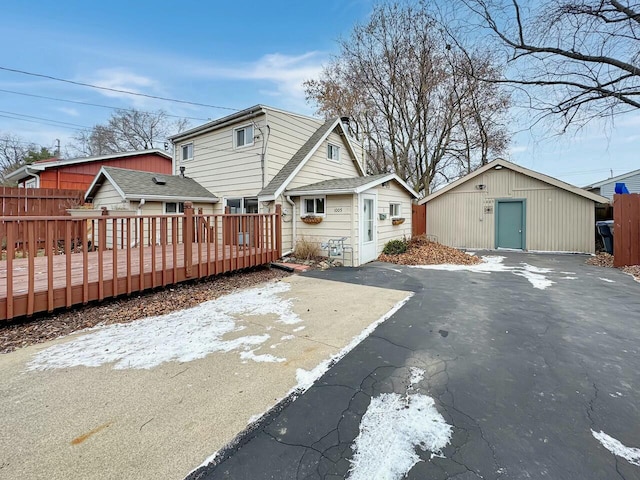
[0,203,282,321]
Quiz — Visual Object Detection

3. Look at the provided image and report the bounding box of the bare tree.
[72,109,190,156]
[305,2,511,195]
[462,0,640,129]
[0,133,53,183]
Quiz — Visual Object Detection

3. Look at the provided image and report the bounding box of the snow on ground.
[599,277,616,283]
[411,255,555,290]
[28,282,299,370]
[592,430,640,466]
[347,367,452,480]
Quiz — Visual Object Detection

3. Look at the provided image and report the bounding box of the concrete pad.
[0,275,410,480]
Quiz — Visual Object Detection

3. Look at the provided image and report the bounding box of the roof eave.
[126,194,219,203]
[168,105,267,142]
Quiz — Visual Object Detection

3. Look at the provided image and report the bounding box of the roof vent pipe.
[179,166,186,178]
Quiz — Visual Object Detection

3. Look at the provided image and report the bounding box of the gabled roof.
[168,104,322,143]
[419,158,610,205]
[258,118,365,200]
[5,149,171,182]
[584,168,640,189]
[85,167,218,203]
[285,173,419,198]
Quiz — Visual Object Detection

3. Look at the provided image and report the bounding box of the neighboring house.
[585,168,640,200]
[419,158,609,253]
[167,105,417,266]
[85,166,219,214]
[6,150,172,191]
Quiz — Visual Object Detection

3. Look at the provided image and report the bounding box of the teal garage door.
[496,200,525,249]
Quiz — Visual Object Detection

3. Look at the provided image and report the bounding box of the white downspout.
[136,199,146,247]
[286,195,296,255]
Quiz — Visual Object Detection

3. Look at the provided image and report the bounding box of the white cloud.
[57,107,79,117]
[83,67,160,107]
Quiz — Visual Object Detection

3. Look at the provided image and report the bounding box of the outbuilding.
[419,159,609,253]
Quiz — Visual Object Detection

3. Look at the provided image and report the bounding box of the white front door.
[360,193,377,264]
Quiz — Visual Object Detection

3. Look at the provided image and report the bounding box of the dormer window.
[234,124,254,148]
[327,143,340,162]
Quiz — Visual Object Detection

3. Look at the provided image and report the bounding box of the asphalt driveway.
[189,252,640,480]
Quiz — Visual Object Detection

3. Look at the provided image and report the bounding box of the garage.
[420,159,609,253]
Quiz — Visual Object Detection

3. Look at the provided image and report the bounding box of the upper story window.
[389,202,401,218]
[234,124,254,148]
[302,196,326,217]
[327,143,340,162]
[181,143,193,162]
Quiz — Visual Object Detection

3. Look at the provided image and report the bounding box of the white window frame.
[301,196,326,217]
[223,197,259,214]
[181,143,193,162]
[389,202,402,218]
[327,143,340,163]
[234,124,254,149]
[163,201,185,214]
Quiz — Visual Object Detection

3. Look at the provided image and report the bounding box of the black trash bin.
[596,220,614,254]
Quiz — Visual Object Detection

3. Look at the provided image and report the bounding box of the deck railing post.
[275,204,282,258]
[184,202,194,277]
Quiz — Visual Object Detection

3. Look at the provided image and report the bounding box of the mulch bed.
[586,252,640,281]
[0,266,290,354]
[378,236,481,266]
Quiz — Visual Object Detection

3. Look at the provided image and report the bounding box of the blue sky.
[1,0,637,187]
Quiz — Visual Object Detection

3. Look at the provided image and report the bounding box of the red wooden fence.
[0,203,282,321]
[412,204,426,237]
[0,186,84,216]
[613,194,640,267]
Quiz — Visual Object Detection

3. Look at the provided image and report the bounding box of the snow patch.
[280,335,295,341]
[562,276,578,280]
[599,277,615,283]
[292,326,306,332]
[239,350,285,363]
[28,282,299,370]
[411,256,556,290]
[348,377,452,479]
[592,430,640,466]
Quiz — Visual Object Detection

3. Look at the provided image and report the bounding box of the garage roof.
[419,159,610,205]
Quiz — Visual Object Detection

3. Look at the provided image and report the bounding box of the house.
[6,149,172,191]
[167,105,417,266]
[585,168,640,200]
[419,158,609,253]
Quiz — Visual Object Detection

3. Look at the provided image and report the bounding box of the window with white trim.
[389,202,401,218]
[327,143,340,162]
[302,196,326,217]
[181,143,193,162]
[164,202,185,214]
[225,197,259,213]
[234,124,254,148]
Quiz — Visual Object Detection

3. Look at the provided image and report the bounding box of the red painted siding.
[28,153,172,191]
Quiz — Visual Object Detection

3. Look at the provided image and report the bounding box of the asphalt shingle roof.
[258,118,339,197]
[284,174,391,194]
[100,167,217,200]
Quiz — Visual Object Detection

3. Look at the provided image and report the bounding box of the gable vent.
[153,176,166,185]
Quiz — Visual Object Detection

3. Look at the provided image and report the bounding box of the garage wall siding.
[426,168,596,253]
[371,182,413,251]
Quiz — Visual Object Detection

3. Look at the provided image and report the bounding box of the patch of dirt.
[585,252,640,281]
[378,236,481,266]
[0,266,290,354]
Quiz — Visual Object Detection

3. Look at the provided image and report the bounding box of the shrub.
[294,237,321,260]
[382,238,407,255]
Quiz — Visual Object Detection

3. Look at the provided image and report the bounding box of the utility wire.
[0,110,91,129]
[0,113,87,132]
[0,88,211,121]
[0,66,239,112]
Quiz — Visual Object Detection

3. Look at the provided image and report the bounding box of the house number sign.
[334,207,343,213]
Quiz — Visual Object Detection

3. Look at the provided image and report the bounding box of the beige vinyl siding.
[373,181,413,252]
[265,109,323,182]
[426,168,596,253]
[92,181,128,210]
[287,132,362,190]
[175,114,266,198]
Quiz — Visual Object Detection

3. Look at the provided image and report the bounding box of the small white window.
[164,202,185,214]
[302,196,326,217]
[327,144,340,162]
[389,203,401,218]
[234,124,254,148]
[181,143,193,162]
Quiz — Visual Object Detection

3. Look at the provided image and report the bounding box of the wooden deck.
[0,207,282,321]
